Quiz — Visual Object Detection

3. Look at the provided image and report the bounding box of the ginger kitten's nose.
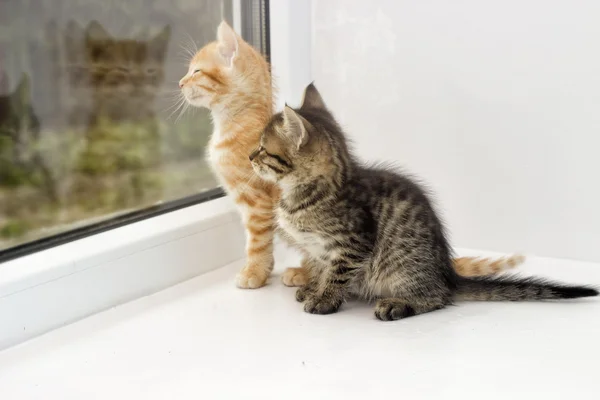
[178,79,184,88]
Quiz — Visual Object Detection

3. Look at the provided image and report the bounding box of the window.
[0,0,270,261]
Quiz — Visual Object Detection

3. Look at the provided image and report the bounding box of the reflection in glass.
[0,1,231,250]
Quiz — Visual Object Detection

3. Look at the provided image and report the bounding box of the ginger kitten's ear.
[85,20,110,40]
[283,106,308,150]
[300,82,327,111]
[217,21,238,67]
[148,26,171,60]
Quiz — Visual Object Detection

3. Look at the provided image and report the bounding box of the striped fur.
[180,22,524,289]
[251,83,598,319]
[179,22,276,288]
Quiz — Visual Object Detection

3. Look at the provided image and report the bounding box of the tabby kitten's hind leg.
[374,298,445,322]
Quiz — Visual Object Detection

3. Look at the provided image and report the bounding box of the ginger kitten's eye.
[192,69,200,75]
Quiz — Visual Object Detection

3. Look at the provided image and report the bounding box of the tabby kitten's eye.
[249,146,263,161]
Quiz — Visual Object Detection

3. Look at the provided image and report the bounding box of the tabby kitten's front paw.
[374,299,416,321]
[295,285,314,302]
[236,264,270,289]
[303,295,342,315]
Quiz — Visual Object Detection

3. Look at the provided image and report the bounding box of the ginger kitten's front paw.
[236,265,269,289]
[303,295,342,315]
[282,267,308,287]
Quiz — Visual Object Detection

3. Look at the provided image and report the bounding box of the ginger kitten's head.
[179,21,271,112]
[64,20,170,121]
[250,84,350,187]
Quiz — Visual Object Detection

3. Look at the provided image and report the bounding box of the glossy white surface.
[0,252,599,399]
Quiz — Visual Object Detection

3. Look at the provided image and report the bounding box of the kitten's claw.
[236,266,268,289]
[282,267,308,287]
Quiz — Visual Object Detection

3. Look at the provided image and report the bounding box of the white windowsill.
[0,0,313,351]
[0,250,598,399]
[0,196,246,350]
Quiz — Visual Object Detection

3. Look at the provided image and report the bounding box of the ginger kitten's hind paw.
[282,267,308,287]
[236,266,269,289]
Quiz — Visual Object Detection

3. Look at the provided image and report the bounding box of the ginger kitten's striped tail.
[456,275,598,301]
[453,254,525,277]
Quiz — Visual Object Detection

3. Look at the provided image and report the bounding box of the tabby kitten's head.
[250,84,349,187]
[179,21,271,112]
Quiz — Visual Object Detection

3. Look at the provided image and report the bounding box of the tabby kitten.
[250,84,598,320]
[180,22,524,289]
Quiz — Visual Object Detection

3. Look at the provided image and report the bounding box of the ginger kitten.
[179,21,277,288]
[180,22,523,289]
[251,83,597,318]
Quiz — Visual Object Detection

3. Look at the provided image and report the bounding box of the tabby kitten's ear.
[300,82,327,111]
[217,21,238,67]
[283,106,308,150]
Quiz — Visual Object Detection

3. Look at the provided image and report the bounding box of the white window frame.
[0,0,312,351]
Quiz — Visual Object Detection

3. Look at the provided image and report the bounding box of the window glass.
[0,1,251,254]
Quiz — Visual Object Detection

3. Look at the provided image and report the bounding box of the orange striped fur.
[180,22,524,289]
[453,254,525,277]
[180,22,277,288]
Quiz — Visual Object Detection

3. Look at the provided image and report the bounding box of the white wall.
[310,0,600,262]
[269,0,312,111]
